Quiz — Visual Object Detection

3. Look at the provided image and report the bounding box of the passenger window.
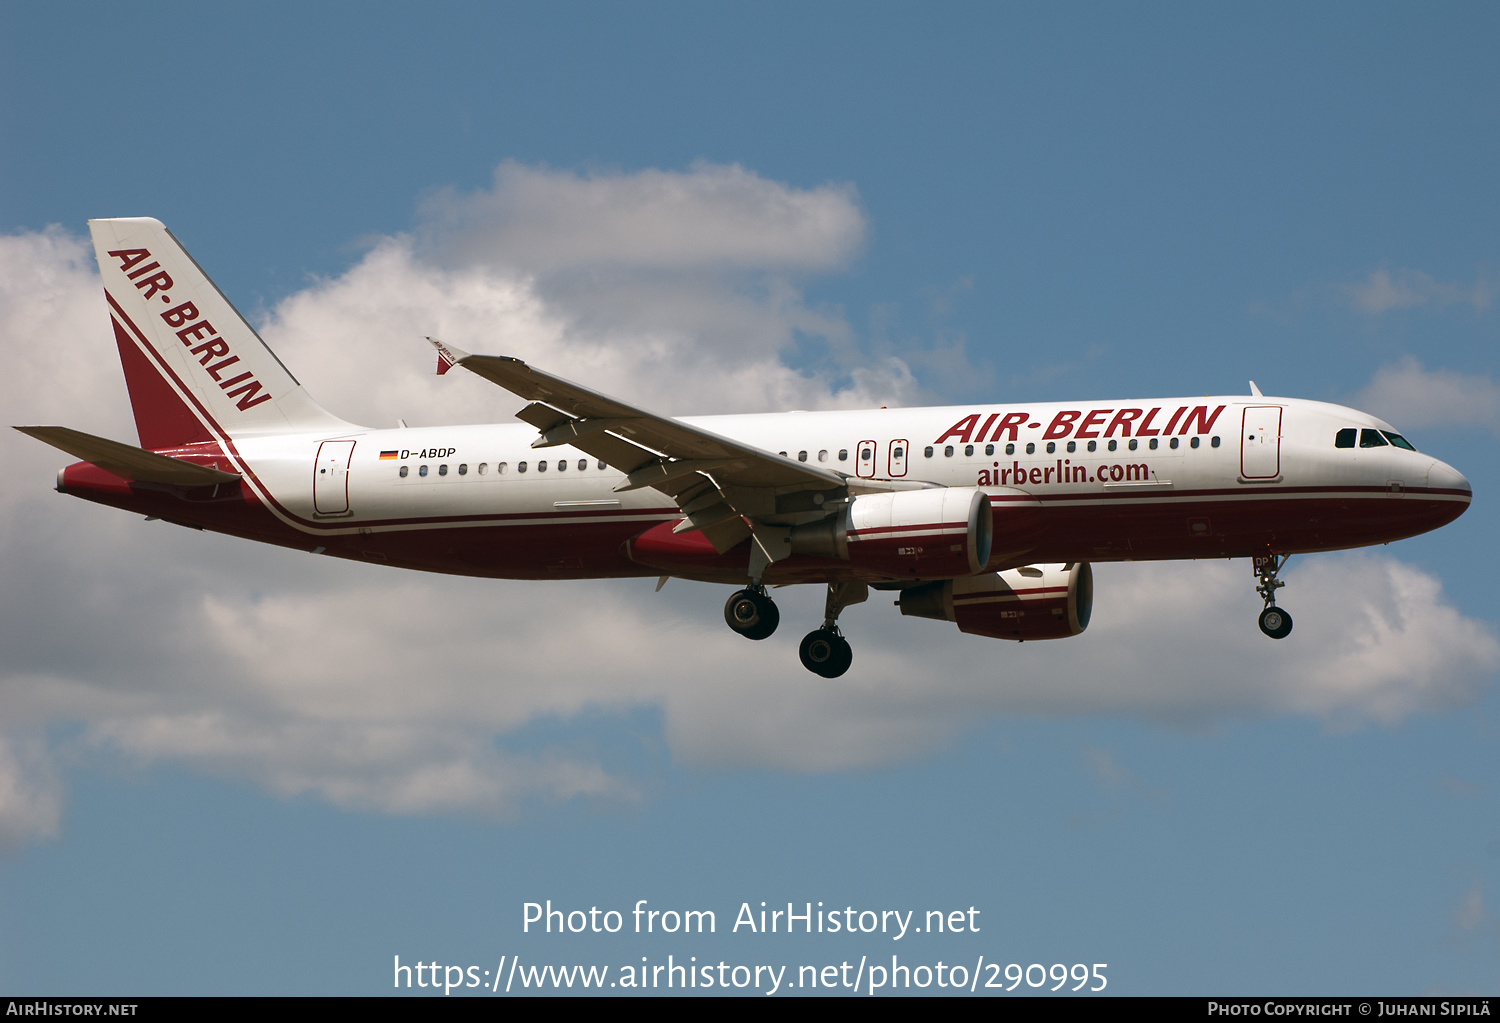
[1360,429,1388,448]
[578,459,587,470]
[557,459,566,471]
[537,460,547,472]
[1006,443,1015,456]
[964,444,974,456]
[924,446,934,458]
[1190,437,1200,449]
[798,451,808,462]
[419,465,429,477]
[1169,438,1179,449]
[1211,436,1220,448]
[458,463,468,475]
[597,460,605,470]
[1045,442,1055,454]
[839,449,848,461]
[818,450,828,462]
[517,461,527,473]
[1381,431,1416,451]
[478,463,487,475]
[1107,440,1117,452]
[1066,441,1075,453]
[1149,438,1158,450]
[439,464,448,476]
[399,465,409,478]
[1335,429,1356,448]
[498,462,508,474]
[1087,441,1097,453]
[1128,439,1138,451]
[985,444,994,456]
[1024,443,1034,455]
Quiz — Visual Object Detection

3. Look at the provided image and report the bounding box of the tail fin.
[88,218,350,448]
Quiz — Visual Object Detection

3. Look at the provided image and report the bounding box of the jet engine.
[790,487,992,578]
[897,562,1093,641]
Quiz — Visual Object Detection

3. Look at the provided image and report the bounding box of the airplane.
[17,218,1473,677]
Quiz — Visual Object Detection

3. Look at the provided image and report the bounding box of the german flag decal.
[379,450,399,460]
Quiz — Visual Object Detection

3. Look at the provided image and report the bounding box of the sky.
[1,1,1497,996]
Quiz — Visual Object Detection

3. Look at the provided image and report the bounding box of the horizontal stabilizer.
[15,426,241,486]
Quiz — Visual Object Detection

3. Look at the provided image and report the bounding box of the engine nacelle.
[791,487,993,579]
[897,562,1093,640]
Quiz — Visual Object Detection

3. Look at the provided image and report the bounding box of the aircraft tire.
[1258,606,1293,639]
[725,589,779,640]
[799,629,853,678]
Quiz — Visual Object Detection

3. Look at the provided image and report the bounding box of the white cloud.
[0,736,63,849]
[419,160,866,273]
[261,163,918,424]
[0,179,1496,844]
[1342,267,1496,315]
[0,225,136,444]
[1349,357,1500,434]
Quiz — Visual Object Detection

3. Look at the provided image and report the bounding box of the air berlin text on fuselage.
[107,247,273,411]
[934,405,1226,444]
[977,460,1151,487]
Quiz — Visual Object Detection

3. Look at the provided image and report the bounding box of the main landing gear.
[799,628,852,679]
[724,586,779,640]
[798,581,867,678]
[1254,555,1293,639]
[724,581,867,678]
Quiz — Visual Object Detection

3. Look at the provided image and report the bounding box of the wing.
[428,340,875,566]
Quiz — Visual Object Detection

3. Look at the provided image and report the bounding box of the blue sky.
[1,2,1496,995]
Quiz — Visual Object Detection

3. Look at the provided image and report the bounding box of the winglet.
[1249,380,1264,397]
[427,337,470,376]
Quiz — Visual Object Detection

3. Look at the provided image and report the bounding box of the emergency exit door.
[888,438,909,477]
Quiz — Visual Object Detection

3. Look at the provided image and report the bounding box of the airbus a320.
[18,219,1473,676]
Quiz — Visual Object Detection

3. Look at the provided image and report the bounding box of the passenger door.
[314,440,356,514]
[1240,406,1282,479]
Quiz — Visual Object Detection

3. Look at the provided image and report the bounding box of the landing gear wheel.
[1258,606,1293,639]
[724,588,779,640]
[799,628,853,678]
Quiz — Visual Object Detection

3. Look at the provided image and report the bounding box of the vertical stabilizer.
[88,218,351,448]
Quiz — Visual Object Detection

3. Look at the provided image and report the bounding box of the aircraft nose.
[1426,459,1470,495]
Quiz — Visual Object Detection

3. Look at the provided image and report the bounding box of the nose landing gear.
[724,586,779,640]
[1254,555,1293,639]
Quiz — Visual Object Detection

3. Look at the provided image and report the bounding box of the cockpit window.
[1359,429,1388,448]
[1381,431,1416,451]
[1335,428,1356,448]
